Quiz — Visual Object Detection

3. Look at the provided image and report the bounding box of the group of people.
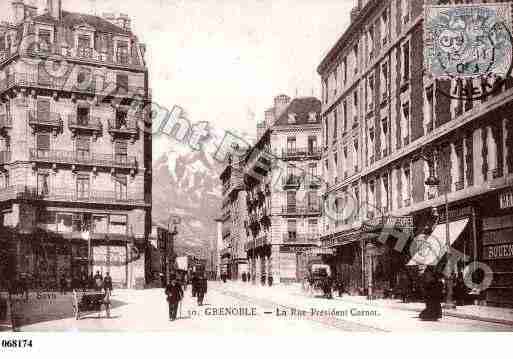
[165,273,208,321]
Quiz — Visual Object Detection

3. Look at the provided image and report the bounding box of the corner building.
[0,0,152,289]
[318,0,513,307]
[242,95,322,285]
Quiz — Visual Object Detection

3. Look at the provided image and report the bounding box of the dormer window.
[308,112,317,123]
[288,113,297,124]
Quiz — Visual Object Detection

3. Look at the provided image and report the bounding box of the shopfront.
[480,189,513,307]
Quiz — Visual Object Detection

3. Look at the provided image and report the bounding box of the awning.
[407,218,469,266]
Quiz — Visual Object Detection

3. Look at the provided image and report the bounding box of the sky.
[1,0,354,136]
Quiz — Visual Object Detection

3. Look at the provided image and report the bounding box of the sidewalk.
[217,281,513,329]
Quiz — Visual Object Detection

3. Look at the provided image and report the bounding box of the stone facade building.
[221,95,323,285]
[318,0,513,307]
[0,0,151,289]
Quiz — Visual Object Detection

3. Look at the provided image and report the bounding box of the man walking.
[196,274,207,306]
[103,272,113,293]
[165,276,184,321]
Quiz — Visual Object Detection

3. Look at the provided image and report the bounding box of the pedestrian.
[93,271,103,291]
[60,273,67,295]
[196,274,208,306]
[165,276,184,321]
[192,274,199,297]
[242,272,247,282]
[104,272,113,293]
[336,277,345,297]
[419,268,444,321]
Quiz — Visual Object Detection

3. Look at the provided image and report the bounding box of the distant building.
[148,223,175,285]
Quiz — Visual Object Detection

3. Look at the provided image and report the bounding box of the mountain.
[151,127,255,257]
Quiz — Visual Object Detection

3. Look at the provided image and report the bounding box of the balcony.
[0,113,12,131]
[25,45,143,70]
[281,204,321,216]
[28,111,63,135]
[282,175,301,189]
[107,118,139,142]
[282,147,321,161]
[0,185,149,206]
[282,233,319,244]
[68,115,103,139]
[29,149,137,172]
[0,151,11,165]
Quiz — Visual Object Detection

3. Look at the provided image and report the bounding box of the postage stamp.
[424,3,513,80]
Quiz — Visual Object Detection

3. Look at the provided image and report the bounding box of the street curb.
[330,296,513,327]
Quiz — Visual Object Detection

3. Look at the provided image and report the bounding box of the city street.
[14,282,513,333]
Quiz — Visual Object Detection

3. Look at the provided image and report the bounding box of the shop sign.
[500,190,513,209]
[483,243,513,260]
[281,245,310,253]
[482,228,513,246]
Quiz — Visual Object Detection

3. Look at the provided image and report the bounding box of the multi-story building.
[219,154,247,280]
[0,0,151,289]
[148,222,175,286]
[318,0,513,307]
[242,95,322,285]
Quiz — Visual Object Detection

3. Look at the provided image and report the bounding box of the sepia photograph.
[0,0,513,347]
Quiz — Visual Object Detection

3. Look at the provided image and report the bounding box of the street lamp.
[422,149,455,310]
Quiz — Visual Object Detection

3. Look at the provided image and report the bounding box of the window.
[425,86,434,132]
[342,57,347,84]
[117,41,129,64]
[109,214,127,235]
[308,219,318,237]
[288,113,297,124]
[367,26,374,59]
[287,219,297,240]
[38,30,51,52]
[76,174,90,199]
[381,9,389,44]
[333,65,338,96]
[324,116,329,146]
[286,191,296,211]
[115,109,128,128]
[114,174,128,200]
[353,43,359,74]
[402,41,410,82]
[333,108,338,141]
[78,35,91,57]
[56,213,73,233]
[308,162,317,178]
[382,175,389,212]
[76,136,90,159]
[382,118,389,156]
[116,73,129,91]
[367,75,374,111]
[37,172,50,196]
[381,62,389,100]
[92,214,108,234]
[307,191,319,211]
[308,112,317,123]
[402,102,410,145]
[77,105,90,125]
[308,136,317,153]
[37,98,51,122]
[287,137,296,152]
[353,91,358,121]
[72,213,91,232]
[343,101,347,131]
[36,132,50,157]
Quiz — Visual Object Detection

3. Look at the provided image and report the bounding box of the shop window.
[109,214,127,235]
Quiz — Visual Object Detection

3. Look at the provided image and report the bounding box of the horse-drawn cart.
[72,289,111,320]
[302,261,333,298]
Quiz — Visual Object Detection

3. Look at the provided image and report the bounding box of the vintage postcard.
[1,0,513,345]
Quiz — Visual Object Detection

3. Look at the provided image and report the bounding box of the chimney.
[273,94,291,118]
[264,108,275,128]
[46,0,62,20]
[11,0,25,25]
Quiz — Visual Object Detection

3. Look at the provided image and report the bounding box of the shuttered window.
[36,133,50,157]
[114,140,128,163]
[76,174,90,199]
[76,136,90,159]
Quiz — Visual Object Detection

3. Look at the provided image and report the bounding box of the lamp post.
[423,150,455,309]
[167,215,181,284]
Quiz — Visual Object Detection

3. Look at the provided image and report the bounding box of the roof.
[273,97,322,126]
[317,0,380,75]
[33,10,132,36]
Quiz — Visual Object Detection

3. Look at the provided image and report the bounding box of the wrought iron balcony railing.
[454,181,464,191]
[0,185,149,206]
[29,149,137,169]
[28,111,63,134]
[282,233,319,244]
[107,118,139,134]
[281,204,321,216]
[282,175,301,188]
[282,147,322,160]
[68,115,103,134]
